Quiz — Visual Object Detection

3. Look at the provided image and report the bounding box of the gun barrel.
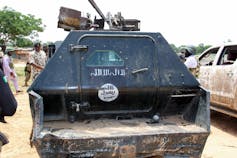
[88,0,107,21]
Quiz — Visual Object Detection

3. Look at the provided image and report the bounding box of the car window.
[217,46,237,65]
[199,47,219,66]
[86,50,124,67]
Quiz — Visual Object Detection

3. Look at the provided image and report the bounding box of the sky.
[1,0,237,46]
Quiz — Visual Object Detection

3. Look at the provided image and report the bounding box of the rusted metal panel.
[28,31,210,158]
[34,132,209,158]
[58,7,91,30]
[58,7,81,28]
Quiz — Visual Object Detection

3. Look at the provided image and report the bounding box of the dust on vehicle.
[28,0,210,157]
[198,43,237,118]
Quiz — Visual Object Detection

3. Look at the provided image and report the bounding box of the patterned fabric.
[29,50,46,79]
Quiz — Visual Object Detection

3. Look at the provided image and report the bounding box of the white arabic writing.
[91,68,125,77]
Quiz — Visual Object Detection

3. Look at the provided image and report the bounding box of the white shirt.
[184,55,198,69]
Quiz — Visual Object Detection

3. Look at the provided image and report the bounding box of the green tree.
[0,6,45,47]
[174,44,212,55]
[16,37,33,47]
[169,43,179,53]
[195,43,212,55]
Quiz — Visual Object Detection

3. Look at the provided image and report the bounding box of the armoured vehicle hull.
[28,31,210,158]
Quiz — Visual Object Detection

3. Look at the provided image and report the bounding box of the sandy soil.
[202,112,237,158]
[1,88,237,158]
[0,87,39,158]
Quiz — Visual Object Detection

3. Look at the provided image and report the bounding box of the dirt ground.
[1,83,237,157]
[0,87,39,158]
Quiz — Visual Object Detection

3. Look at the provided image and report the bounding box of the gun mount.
[58,0,140,31]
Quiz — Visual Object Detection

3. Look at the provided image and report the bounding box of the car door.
[198,47,219,90]
[78,34,158,117]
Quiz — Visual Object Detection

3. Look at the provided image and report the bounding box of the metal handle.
[69,44,88,52]
[131,68,148,74]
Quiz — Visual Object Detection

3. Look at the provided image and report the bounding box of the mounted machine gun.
[58,0,140,31]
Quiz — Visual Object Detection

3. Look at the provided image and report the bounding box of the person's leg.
[24,72,30,86]
[11,77,22,93]
[11,77,19,91]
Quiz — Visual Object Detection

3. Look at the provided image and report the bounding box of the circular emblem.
[98,83,119,102]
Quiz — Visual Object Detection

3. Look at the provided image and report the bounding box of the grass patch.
[15,66,25,77]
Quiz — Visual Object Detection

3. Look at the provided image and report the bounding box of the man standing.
[2,49,22,93]
[43,44,49,60]
[29,42,47,80]
[24,61,31,86]
[180,47,198,77]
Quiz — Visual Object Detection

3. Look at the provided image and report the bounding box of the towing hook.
[70,101,80,112]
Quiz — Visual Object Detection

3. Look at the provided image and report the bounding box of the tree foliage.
[195,43,212,55]
[0,6,44,46]
[16,37,33,47]
[170,43,212,55]
[169,44,179,53]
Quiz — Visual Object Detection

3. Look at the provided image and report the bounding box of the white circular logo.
[98,83,119,102]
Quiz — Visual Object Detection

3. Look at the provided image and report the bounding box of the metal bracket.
[69,44,88,52]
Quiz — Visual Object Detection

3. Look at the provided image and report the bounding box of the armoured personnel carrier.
[28,1,210,157]
[28,30,210,158]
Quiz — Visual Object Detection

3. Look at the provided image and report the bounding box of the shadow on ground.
[210,110,237,137]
